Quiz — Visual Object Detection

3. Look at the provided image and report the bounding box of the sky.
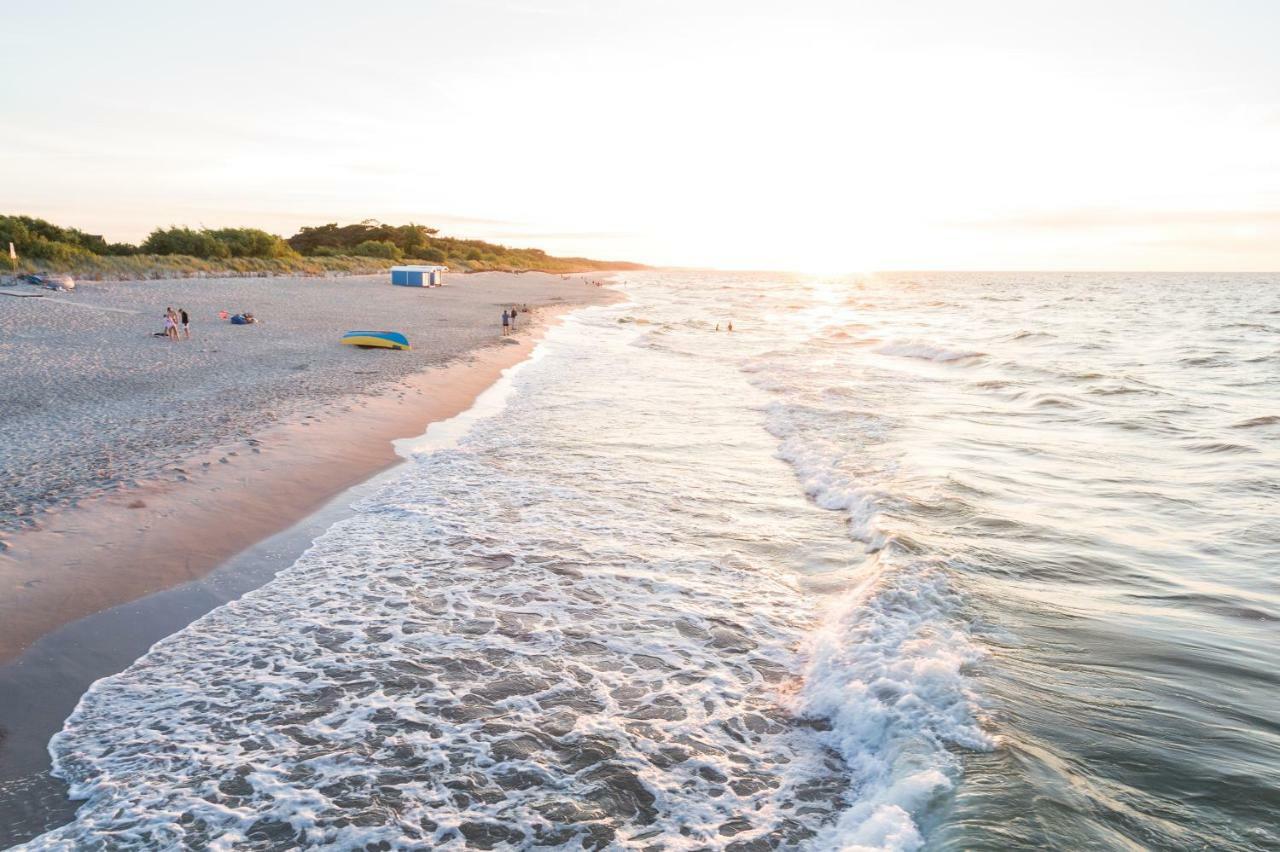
[2,0,1279,271]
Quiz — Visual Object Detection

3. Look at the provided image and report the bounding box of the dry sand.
[0,271,620,663]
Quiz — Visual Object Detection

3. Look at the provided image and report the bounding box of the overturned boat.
[341,330,410,350]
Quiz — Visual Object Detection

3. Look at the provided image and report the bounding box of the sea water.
[19,272,1280,850]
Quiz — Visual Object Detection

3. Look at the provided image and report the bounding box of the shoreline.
[0,454,404,844]
[0,292,619,846]
[0,303,585,666]
[0,337,555,844]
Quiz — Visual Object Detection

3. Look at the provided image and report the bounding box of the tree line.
[0,215,643,273]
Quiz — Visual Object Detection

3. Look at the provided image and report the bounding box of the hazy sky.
[3,0,1279,270]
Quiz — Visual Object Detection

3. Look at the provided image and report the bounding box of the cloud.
[484,230,632,241]
[952,208,1280,230]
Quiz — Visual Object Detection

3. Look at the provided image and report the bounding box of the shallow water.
[19,272,1280,849]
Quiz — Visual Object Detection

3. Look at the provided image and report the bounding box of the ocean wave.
[756,388,993,848]
[873,342,985,363]
[1029,394,1084,410]
[1231,415,1280,428]
[796,551,994,851]
[1181,441,1256,454]
[1178,355,1232,368]
[1086,384,1157,396]
[761,402,890,545]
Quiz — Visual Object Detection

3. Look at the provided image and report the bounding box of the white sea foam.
[796,551,993,851]
[750,369,993,850]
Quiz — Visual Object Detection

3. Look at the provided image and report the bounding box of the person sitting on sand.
[179,307,190,340]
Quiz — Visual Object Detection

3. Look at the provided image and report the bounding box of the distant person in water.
[727,320,734,332]
[502,309,510,335]
[179,307,190,340]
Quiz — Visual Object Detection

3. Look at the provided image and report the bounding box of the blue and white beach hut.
[391,265,448,287]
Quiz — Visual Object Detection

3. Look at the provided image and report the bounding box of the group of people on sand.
[161,306,190,341]
[159,306,264,340]
[501,304,529,336]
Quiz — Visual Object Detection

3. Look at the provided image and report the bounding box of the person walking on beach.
[501,309,510,336]
[179,307,190,340]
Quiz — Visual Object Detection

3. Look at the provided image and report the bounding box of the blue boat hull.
[342,330,410,350]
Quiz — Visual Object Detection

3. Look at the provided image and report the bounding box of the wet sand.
[0,330,540,664]
[0,462,395,845]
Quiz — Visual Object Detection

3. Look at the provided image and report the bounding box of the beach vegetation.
[205,228,297,259]
[142,227,232,259]
[350,239,404,259]
[2,212,645,280]
[0,214,111,263]
[283,220,639,273]
[141,226,296,260]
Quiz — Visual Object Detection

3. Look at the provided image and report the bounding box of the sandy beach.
[0,271,619,664]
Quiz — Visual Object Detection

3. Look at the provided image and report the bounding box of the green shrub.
[23,238,94,262]
[142,227,231,259]
[206,227,295,259]
[0,214,110,260]
[351,239,403,259]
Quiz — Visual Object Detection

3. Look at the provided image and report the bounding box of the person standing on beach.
[164,307,178,342]
[502,309,510,335]
[509,306,518,331]
[179,308,190,340]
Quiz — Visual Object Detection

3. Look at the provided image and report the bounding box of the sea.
[15,271,1280,850]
